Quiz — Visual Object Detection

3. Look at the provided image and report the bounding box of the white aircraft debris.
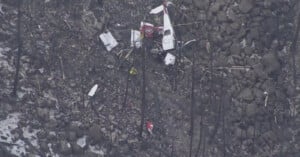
[150,5,164,14]
[99,31,118,51]
[164,53,176,65]
[130,30,142,48]
[264,91,269,107]
[150,2,175,51]
[88,84,98,97]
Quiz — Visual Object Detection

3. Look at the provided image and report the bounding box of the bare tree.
[139,40,148,138]
[12,0,23,97]
[189,44,196,157]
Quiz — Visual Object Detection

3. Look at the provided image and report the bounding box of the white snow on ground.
[0,113,42,156]
[0,47,13,72]
[76,135,87,148]
[0,113,20,143]
[0,113,27,156]
[22,126,40,148]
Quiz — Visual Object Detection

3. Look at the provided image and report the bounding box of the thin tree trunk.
[12,0,23,97]
[189,45,195,157]
[290,13,300,86]
[139,42,147,138]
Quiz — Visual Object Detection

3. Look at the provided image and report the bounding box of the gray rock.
[239,0,254,13]
[227,8,237,21]
[217,11,227,22]
[246,103,257,116]
[262,53,280,74]
[88,124,104,143]
[230,22,240,30]
[244,46,253,55]
[247,28,260,41]
[253,63,268,80]
[239,88,254,101]
[67,131,77,141]
[193,0,209,9]
[230,42,241,55]
[37,107,49,121]
[210,2,222,13]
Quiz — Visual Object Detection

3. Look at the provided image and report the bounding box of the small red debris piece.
[146,121,154,134]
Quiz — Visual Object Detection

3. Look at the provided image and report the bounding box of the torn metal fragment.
[99,31,118,51]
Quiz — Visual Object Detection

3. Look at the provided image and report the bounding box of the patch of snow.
[76,136,87,148]
[0,113,21,143]
[0,113,28,156]
[11,139,26,156]
[22,126,40,148]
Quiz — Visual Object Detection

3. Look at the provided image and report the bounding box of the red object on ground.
[146,121,154,134]
[140,22,163,38]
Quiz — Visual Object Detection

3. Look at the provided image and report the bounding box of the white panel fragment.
[88,84,98,97]
[164,53,176,65]
[99,31,118,51]
[150,5,164,14]
[130,30,142,48]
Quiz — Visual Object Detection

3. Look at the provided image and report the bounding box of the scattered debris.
[164,53,176,65]
[99,31,118,51]
[129,67,138,75]
[76,136,87,148]
[264,91,269,107]
[88,84,98,97]
[146,121,154,134]
[140,22,154,37]
[183,39,197,47]
[150,2,175,50]
[131,30,142,48]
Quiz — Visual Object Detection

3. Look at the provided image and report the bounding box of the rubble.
[0,0,299,156]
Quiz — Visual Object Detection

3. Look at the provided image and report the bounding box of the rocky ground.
[0,0,300,157]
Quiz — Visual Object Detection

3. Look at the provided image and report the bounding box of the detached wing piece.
[162,6,175,50]
[150,5,164,14]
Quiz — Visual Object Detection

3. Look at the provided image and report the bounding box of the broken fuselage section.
[150,2,175,51]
